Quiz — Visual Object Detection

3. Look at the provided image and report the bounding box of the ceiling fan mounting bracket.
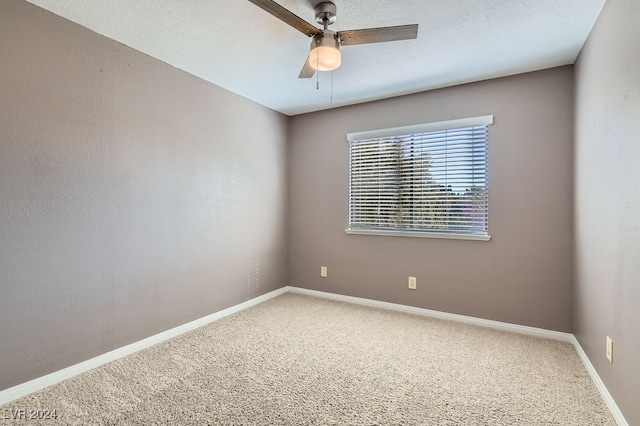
[314,2,337,26]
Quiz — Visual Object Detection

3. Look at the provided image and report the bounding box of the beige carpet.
[1,293,615,425]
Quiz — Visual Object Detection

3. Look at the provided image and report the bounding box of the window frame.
[345,115,493,241]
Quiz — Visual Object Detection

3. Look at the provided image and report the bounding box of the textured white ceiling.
[25,0,605,116]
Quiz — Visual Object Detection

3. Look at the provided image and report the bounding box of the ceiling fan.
[248,0,419,78]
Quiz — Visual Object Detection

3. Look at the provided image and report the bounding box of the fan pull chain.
[330,71,334,104]
[316,17,329,91]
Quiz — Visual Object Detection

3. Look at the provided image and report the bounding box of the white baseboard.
[286,287,574,342]
[571,336,628,426]
[0,285,629,426]
[286,286,628,426]
[0,287,288,406]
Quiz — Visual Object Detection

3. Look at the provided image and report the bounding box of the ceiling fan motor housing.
[315,2,337,26]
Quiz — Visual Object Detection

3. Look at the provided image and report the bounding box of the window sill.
[345,228,491,241]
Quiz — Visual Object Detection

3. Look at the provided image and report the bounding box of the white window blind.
[347,116,492,239]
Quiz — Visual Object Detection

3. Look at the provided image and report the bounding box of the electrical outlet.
[606,336,613,363]
[408,276,417,290]
[320,266,327,278]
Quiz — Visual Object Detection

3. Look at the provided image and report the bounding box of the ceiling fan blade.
[298,55,316,79]
[338,24,418,46]
[248,0,321,37]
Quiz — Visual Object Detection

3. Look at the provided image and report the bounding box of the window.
[347,116,492,241]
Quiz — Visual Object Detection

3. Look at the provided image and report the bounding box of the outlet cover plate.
[408,276,417,290]
[606,336,613,363]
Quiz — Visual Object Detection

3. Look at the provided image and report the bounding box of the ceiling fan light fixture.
[309,31,341,71]
[247,0,418,79]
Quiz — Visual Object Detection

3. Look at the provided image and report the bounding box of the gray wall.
[0,0,288,391]
[289,67,574,332]
[574,0,640,424]
[6,2,636,422]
